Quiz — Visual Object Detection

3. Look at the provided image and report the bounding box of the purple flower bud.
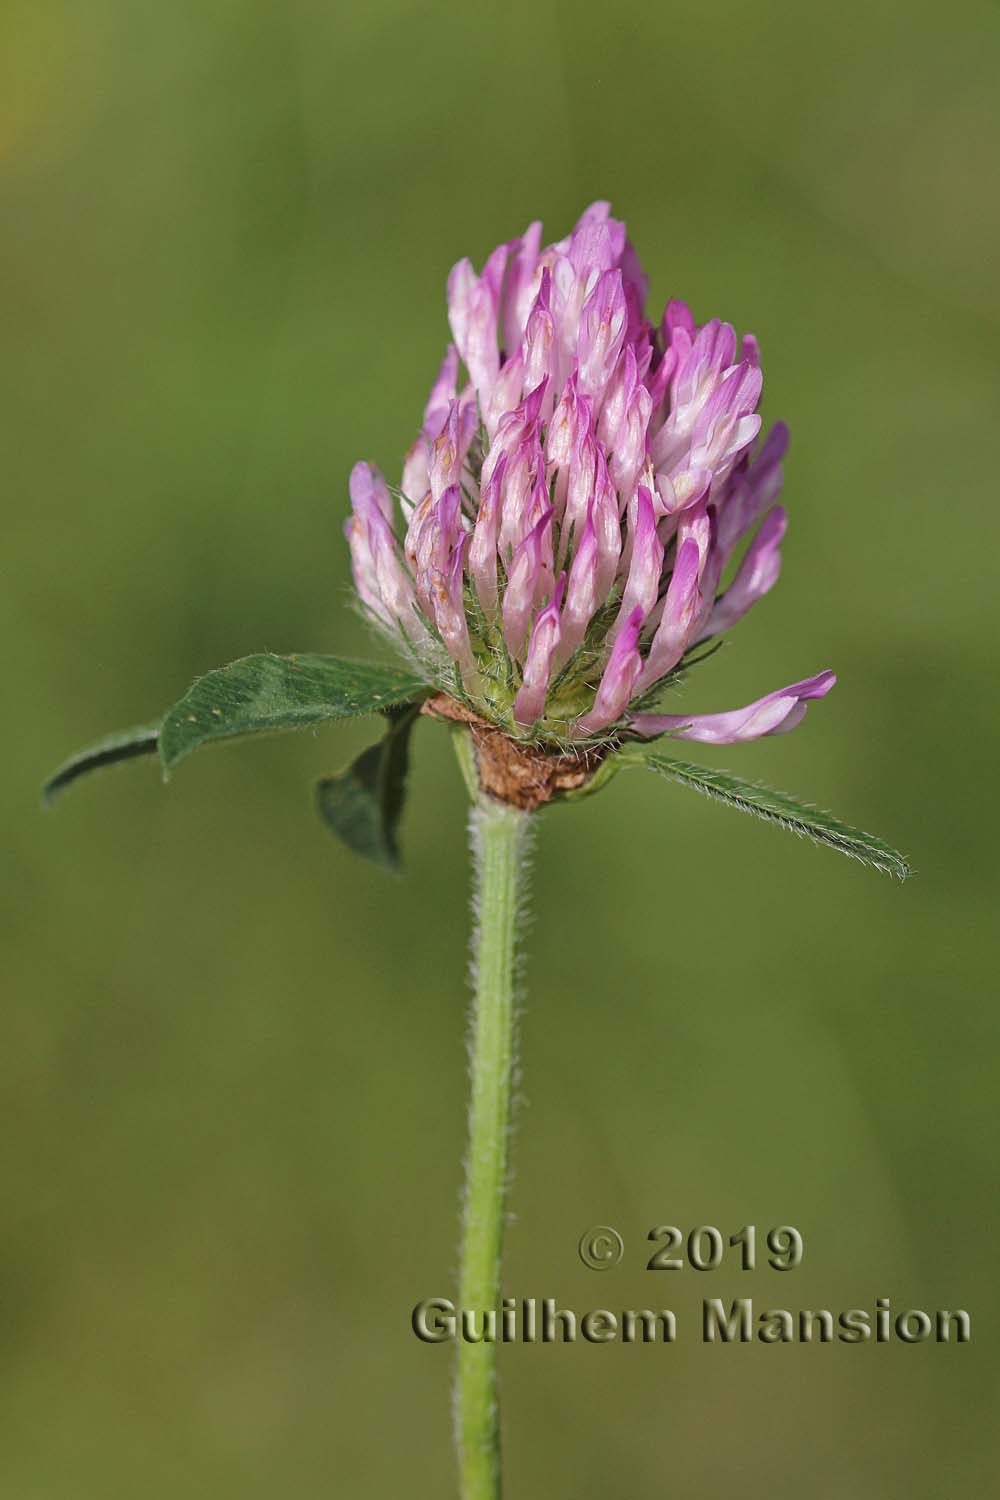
[481,380,547,491]
[598,344,639,453]
[369,511,425,641]
[676,498,713,581]
[700,505,787,640]
[650,318,740,475]
[688,360,763,478]
[501,221,542,356]
[592,450,623,601]
[429,399,477,501]
[546,374,590,522]
[523,469,554,563]
[469,454,506,614]
[577,606,645,735]
[674,319,738,409]
[448,244,508,404]
[514,575,566,728]
[566,201,626,274]
[577,269,627,404]
[637,537,703,690]
[717,420,789,559]
[344,514,386,624]
[662,298,695,347]
[630,671,836,743]
[349,461,394,526]
[345,463,395,623]
[429,537,476,677]
[496,438,542,562]
[556,507,601,667]
[408,484,463,620]
[611,486,662,642]
[522,270,557,414]
[400,439,430,518]
[550,253,591,374]
[549,212,622,388]
[562,422,598,553]
[608,378,651,505]
[423,345,460,439]
[346,462,424,641]
[484,349,526,440]
[503,507,554,658]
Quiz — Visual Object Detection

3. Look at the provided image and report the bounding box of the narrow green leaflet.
[316,704,421,870]
[629,749,910,878]
[43,723,162,806]
[159,654,429,774]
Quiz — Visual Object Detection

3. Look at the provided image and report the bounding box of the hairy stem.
[456,792,533,1500]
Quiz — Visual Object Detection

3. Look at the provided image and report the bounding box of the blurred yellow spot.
[0,3,107,169]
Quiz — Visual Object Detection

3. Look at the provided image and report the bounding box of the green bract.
[45,648,909,878]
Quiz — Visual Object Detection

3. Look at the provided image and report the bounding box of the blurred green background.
[3,1,998,1495]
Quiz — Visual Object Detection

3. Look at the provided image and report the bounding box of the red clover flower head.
[346,202,834,748]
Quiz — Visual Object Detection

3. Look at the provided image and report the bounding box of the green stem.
[456,792,533,1500]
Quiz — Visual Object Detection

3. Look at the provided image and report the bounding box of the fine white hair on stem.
[465,795,536,1179]
[452,792,535,1488]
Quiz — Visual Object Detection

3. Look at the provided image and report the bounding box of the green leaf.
[627,749,911,878]
[159,654,429,774]
[315,704,421,870]
[44,722,161,806]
